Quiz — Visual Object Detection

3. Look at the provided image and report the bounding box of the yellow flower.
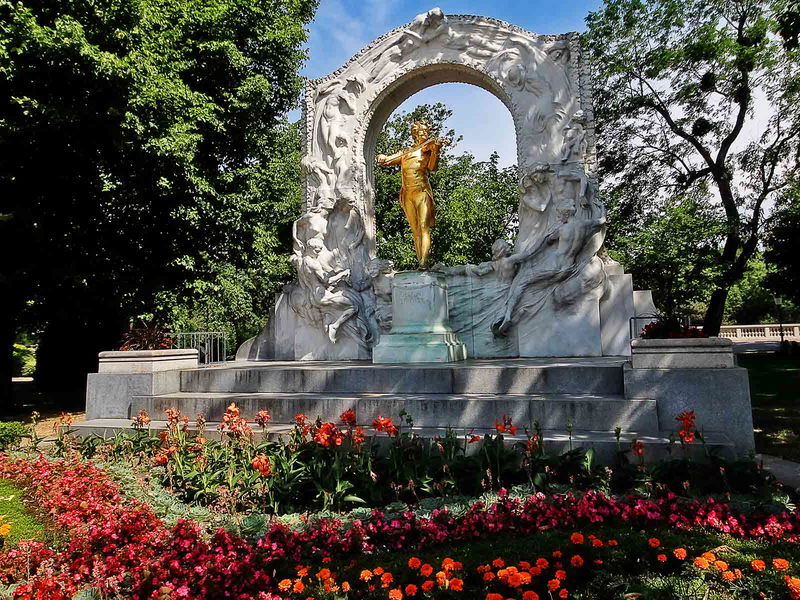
[0,523,11,536]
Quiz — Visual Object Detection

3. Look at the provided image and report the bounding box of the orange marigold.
[404,584,417,596]
[570,533,585,545]
[342,582,351,593]
[420,564,433,577]
[293,581,305,594]
[408,557,421,570]
[381,572,394,588]
[522,592,539,600]
[694,557,710,570]
[674,548,688,560]
[648,537,661,548]
[607,539,619,546]
[492,558,505,568]
[388,588,403,600]
[702,552,716,562]
[483,572,496,582]
[657,554,667,563]
[751,559,766,571]
[558,589,568,599]
[278,579,292,592]
[713,560,729,572]
[317,568,331,580]
[570,555,584,568]
[552,550,563,558]
[591,539,603,548]
[507,574,522,588]
[555,570,567,581]
[421,581,434,593]
[374,567,385,576]
[721,571,736,582]
[485,595,503,600]
[774,558,791,571]
[360,569,373,582]
[536,558,549,569]
[449,578,464,591]
[442,558,456,570]
[548,579,561,591]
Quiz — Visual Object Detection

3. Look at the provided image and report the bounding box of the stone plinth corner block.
[631,337,734,369]
[86,349,197,421]
[98,349,199,373]
[373,271,467,363]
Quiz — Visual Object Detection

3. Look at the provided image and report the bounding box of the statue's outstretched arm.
[377,148,405,166]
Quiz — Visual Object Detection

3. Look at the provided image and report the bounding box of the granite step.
[130,392,656,432]
[179,358,627,395]
[70,419,735,462]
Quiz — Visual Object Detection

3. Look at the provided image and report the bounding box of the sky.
[296,0,604,167]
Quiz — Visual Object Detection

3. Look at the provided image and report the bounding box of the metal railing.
[718,324,800,340]
[168,331,228,365]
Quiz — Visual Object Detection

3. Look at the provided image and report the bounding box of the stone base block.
[631,338,735,369]
[600,272,633,356]
[518,291,603,358]
[86,371,181,420]
[623,363,754,455]
[372,332,467,363]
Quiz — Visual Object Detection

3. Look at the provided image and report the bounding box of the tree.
[374,103,519,270]
[608,192,725,319]
[0,0,316,404]
[586,0,800,335]
[765,188,800,308]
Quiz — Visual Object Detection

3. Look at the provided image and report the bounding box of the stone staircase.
[74,357,736,460]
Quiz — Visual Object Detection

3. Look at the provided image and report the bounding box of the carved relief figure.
[376,120,448,269]
[293,238,357,344]
[494,200,606,336]
[369,8,448,84]
[560,110,586,163]
[516,163,556,254]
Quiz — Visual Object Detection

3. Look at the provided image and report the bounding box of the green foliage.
[0,422,28,452]
[586,0,800,333]
[11,344,35,377]
[765,187,800,309]
[0,478,48,548]
[608,194,724,318]
[0,0,317,393]
[374,103,518,270]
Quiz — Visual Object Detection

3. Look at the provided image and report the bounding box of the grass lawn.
[0,478,49,548]
[739,353,800,462]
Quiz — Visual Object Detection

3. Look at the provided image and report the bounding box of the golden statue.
[376,121,448,269]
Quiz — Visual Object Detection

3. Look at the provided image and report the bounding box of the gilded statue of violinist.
[376,120,448,269]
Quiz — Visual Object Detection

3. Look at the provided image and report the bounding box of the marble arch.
[301,9,597,255]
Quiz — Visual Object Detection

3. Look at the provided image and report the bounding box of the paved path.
[734,341,784,353]
[758,454,800,489]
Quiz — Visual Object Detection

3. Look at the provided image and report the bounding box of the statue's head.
[313,196,335,212]
[557,200,577,223]
[410,121,432,144]
[307,238,324,256]
[491,239,511,260]
[366,257,394,277]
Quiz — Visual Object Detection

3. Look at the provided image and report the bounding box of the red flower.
[340,409,357,426]
[255,410,272,428]
[372,416,399,437]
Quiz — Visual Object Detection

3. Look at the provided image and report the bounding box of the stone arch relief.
[248,8,632,361]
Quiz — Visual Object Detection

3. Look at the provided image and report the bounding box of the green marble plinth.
[372,271,467,364]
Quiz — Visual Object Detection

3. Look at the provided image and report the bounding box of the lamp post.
[773,295,785,344]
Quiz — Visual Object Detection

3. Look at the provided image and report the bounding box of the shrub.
[0,422,28,451]
[11,344,35,377]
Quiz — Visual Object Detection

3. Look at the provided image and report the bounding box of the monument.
[246,8,635,361]
[81,8,756,460]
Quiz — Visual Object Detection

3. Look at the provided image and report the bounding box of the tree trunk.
[703,287,729,336]
[0,311,18,411]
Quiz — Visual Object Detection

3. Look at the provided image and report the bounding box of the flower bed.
[3,453,800,599]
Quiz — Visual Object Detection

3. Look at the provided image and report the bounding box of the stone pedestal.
[372,271,467,363]
[600,263,634,356]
